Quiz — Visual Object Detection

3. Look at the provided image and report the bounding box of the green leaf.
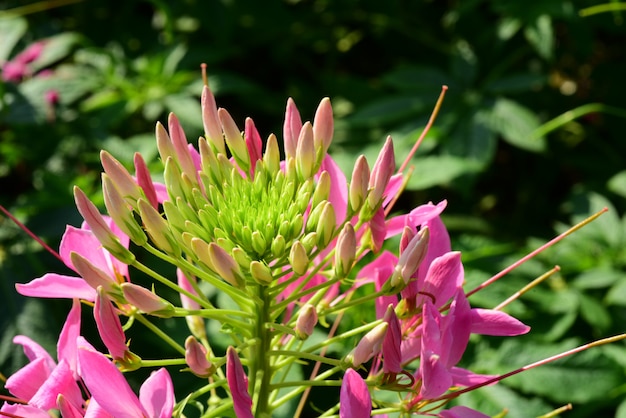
[608,170,626,199]
[31,32,82,72]
[346,96,430,127]
[453,384,552,418]
[482,98,546,152]
[578,292,612,331]
[164,94,204,131]
[0,16,27,62]
[405,155,482,190]
[445,110,497,167]
[524,14,554,60]
[605,279,626,307]
[484,339,623,403]
[483,73,547,94]
[571,268,623,290]
[382,65,451,93]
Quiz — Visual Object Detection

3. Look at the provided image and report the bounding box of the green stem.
[251,285,273,418]
[139,358,187,367]
[270,350,343,370]
[133,313,185,355]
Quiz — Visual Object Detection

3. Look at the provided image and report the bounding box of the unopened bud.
[250,260,273,285]
[390,227,429,288]
[295,304,318,339]
[219,108,250,173]
[73,186,134,264]
[367,136,395,211]
[251,231,267,256]
[313,97,333,163]
[263,133,281,176]
[137,199,179,256]
[168,113,197,182]
[296,122,315,180]
[301,232,318,253]
[156,122,176,163]
[121,283,174,317]
[102,174,147,246]
[94,286,128,361]
[100,151,142,205]
[283,98,303,160]
[348,322,388,367]
[271,234,286,258]
[201,85,225,155]
[316,202,336,248]
[185,336,214,378]
[134,153,159,209]
[70,252,117,294]
[289,241,309,276]
[349,156,370,215]
[208,243,245,288]
[312,171,331,209]
[334,223,356,278]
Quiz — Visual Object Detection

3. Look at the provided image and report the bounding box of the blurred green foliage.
[2,0,626,416]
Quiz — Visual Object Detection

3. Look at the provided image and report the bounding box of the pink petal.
[77,345,145,417]
[340,369,371,418]
[0,403,49,418]
[94,288,128,360]
[441,290,472,367]
[439,405,491,418]
[60,225,110,273]
[30,359,83,411]
[84,397,115,418]
[57,299,81,378]
[13,335,55,369]
[320,155,347,224]
[139,368,175,418]
[470,309,531,336]
[382,307,402,373]
[449,367,498,387]
[417,252,463,309]
[16,273,97,301]
[5,357,49,400]
[419,350,452,399]
[57,393,85,418]
[226,347,253,418]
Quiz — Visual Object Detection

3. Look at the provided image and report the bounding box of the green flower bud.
[250,260,273,285]
[316,202,336,248]
[263,133,280,176]
[138,199,180,256]
[251,231,267,256]
[271,235,286,258]
[156,121,176,162]
[232,246,253,271]
[312,171,331,209]
[289,241,309,276]
[300,232,318,253]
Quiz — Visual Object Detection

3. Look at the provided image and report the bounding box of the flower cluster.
[1,78,619,417]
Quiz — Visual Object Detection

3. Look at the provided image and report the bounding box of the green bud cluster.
[159,128,334,288]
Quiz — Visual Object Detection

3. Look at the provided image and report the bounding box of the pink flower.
[16,217,130,301]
